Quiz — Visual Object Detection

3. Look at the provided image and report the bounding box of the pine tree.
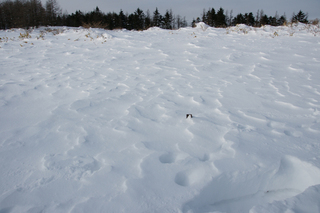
[152,8,161,27]
[215,7,226,27]
[277,13,286,26]
[163,9,173,29]
[291,10,308,23]
[206,8,216,27]
[133,8,144,30]
[181,16,188,28]
[191,18,196,27]
[245,12,255,26]
[233,13,245,25]
[118,10,127,29]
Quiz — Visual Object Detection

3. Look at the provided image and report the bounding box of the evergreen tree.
[85,7,105,25]
[191,18,196,27]
[133,8,144,30]
[163,9,173,29]
[206,8,216,27]
[260,14,269,25]
[152,8,161,27]
[181,16,188,28]
[215,7,226,27]
[291,10,308,23]
[104,12,116,29]
[118,9,127,29]
[175,14,187,28]
[277,14,286,26]
[233,13,245,25]
[245,12,255,26]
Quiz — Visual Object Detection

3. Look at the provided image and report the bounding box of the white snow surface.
[1,23,320,213]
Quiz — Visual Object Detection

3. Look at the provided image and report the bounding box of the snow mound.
[195,22,210,31]
[183,156,320,213]
[226,23,320,37]
[250,184,320,213]
[267,155,320,193]
[146,27,164,31]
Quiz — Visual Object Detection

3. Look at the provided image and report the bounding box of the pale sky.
[48,0,320,23]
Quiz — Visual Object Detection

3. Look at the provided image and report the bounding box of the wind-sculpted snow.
[0,23,320,212]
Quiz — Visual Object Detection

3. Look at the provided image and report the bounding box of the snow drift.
[0,23,320,212]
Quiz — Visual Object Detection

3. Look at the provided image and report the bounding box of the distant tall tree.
[191,18,196,27]
[245,12,255,26]
[145,9,151,29]
[176,14,182,28]
[259,9,266,26]
[181,16,188,27]
[127,13,134,30]
[229,10,233,26]
[260,13,269,26]
[28,0,45,27]
[225,10,232,26]
[202,9,207,23]
[272,11,279,26]
[118,9,127,29]
[262,15,270,25]
[11,0,23,27]
[67,10,85,27]
[277,13,286,25]
[215,7,226,27]
[255,10,260,27]
[84,6,105,27]
[152,8,161,27]
[45,0,61,25]
[170,10,176,29]
[291,10,308,23]
[163,9,173,29]
[133,8,144,30]
[206,8,216,26]
[0,0,14,29]
[233,13,245,25]
[176,14,187,28]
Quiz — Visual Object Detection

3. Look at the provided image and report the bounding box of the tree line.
[194,8,309,28]
[0,0,187,30]
[66,7,188,30]
[0,0,62,29]
[0,0,310,30]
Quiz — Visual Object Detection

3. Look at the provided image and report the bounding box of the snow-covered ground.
[0,23,320,213]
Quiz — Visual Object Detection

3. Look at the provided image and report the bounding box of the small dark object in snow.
[186,114,193,118]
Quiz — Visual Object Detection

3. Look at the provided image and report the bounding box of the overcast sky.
[48,0,320,23]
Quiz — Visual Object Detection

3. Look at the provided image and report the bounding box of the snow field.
[0,23,320,212]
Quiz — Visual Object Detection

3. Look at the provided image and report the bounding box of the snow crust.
[1,24,320,212]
